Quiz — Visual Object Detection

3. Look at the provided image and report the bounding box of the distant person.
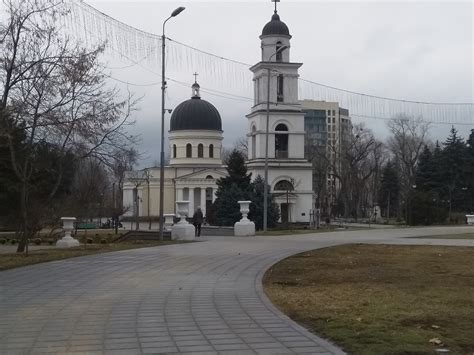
[193,206,204,237]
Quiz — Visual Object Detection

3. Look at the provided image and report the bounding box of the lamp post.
[263,45,289,232]
[159,6,185,241]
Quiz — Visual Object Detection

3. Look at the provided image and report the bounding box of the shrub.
[10,239,17,245]
[48,240,54,245]
[0,238,5,244]
[86,238,93,244]
[100,238,107,244]
[34,238,42,245]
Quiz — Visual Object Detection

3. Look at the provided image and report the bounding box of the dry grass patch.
[263,244,474,354]
[0,241,181,271]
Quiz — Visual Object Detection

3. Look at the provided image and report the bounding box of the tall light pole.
[263,45,289,232]
[159,6,185,241]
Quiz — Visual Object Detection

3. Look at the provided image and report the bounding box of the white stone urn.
[234,201,255,236]
[164,214,175,231]
[172,201,195,240]
[466,215,474,225]
[239,201,251,221]
[56,217,80,248]
[176,201,190,223]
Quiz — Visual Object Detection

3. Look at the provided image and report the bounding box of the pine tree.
[440,127,467,217]
[210,150,252,226]
[249,175,280,230]
[378,160,400,218]
[415,145,434,191]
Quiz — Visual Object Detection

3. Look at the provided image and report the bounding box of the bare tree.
[0,0,138,251]
[387,115,430,215]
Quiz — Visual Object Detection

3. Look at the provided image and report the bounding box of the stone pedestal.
[466,215,474,225]
[172,201,195,241]
[56,217,80,248]
[234,201,255,237]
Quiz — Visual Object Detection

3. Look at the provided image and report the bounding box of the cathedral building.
[122,81,227,222]
[123,6,314,225]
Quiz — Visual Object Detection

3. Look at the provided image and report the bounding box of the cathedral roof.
[261,12,290,37]
[170,87,222,132]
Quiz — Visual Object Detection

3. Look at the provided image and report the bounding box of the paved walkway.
[0,226,473,354]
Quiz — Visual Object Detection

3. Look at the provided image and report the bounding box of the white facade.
[246,11,314,223]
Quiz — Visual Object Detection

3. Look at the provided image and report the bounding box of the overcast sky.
[88,0,473,168]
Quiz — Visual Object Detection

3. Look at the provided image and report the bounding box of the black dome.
[170,97,222,131]
[261,13,290,37]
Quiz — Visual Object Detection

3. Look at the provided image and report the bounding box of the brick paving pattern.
[1,226,472,354]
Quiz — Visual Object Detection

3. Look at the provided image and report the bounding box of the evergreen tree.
[378,160,400,218]
[440,127,467,217]
[210,150,252,226]
[466,129,474,213]
[415,145,434,191]
[249,175,280,230]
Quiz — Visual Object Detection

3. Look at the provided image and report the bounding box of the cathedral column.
[188,187,194,216]
[200,189,206,217]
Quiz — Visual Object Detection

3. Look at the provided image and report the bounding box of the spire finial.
[272,0,280,13]
[191,73,200,98]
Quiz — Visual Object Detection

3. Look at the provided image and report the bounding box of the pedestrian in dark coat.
[193,207,204,237]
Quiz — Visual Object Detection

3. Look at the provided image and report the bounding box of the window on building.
[327,110,331,116]
[274,180,294,191]
[276,41,282,62]
[198,144,203,158]
[332,110,336,116]
[186,143,192,158]
[206,175,213,179]
[275,123,288,158]
[209,144,214,158]
[173,144,177,158]
[277,74,284,102]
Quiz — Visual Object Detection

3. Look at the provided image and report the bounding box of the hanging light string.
[63,1,473,124]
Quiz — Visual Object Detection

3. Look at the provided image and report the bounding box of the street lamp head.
[171,6,185,17]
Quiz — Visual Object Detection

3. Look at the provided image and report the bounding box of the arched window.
[275,124,288,158]
[173,144,177,158]
[276,41,282,62]
[198,143,203,158]
[274,180,294,191]
[209,144,214,158]
[186,143,192,158]
[251,125,256,160]
[277,74,284,102]
[206,175,213,179]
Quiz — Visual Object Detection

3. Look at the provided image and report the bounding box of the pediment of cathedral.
[175,168,227,182]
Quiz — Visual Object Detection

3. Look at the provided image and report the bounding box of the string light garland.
[63,0,474,125]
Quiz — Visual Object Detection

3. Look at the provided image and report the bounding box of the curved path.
[0,226,473,354]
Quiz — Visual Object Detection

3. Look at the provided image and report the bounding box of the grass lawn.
[0,240,183,271]
[413,232,474,240]
[263,244,474,354]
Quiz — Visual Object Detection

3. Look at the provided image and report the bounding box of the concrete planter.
[234,200,255,237]
[56,217,80,248]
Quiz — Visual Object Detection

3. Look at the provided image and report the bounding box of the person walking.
[193,206,204,237]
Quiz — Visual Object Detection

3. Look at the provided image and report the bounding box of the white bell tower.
[246,3,314,223]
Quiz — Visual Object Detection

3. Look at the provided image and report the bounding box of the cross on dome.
[272,0,280,13]
[191,73,200,98]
